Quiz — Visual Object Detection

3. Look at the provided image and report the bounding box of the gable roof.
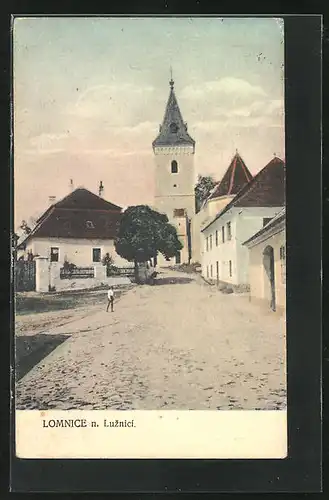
[18,188,122,246]
[152,79,195,148]
[208,151,253,200]
[243,207,285,246]
[202,156,285,231]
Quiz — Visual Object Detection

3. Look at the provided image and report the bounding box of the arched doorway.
[263,245,276,311]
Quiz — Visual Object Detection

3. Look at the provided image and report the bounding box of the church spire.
[169,66,174,89]
[152,74,195,149]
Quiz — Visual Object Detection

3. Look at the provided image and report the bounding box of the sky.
[13,16,285,227]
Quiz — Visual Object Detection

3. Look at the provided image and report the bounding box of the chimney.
[69,179,74,191]
[98,181,104,198]
[49,196,56,206]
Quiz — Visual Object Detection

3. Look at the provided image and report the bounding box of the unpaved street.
[16,270,286,410]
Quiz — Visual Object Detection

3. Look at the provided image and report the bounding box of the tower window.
[170,122,178,133]
[171,160,178,173]
[173,208,185,217]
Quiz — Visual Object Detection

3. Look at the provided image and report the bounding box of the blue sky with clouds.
[14,17,284,226]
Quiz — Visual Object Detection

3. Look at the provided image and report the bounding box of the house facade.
[17,188,129,268]
[192,150,253,264]
[201,156,285,290]
[152,76,195,266]
[243,208,286,313]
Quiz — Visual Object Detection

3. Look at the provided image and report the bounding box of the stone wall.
[35,257,132,292]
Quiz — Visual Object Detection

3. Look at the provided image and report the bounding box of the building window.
[171,160,178,173]
[173,208,185,217]
[210,234,213,250]
[206,266,209,278]
[216,261,219,279]
[92,248,101,263]
[222,226,225,243]
[86,220,94,229]
[229,260,232,277]
[210,265,213,277]
[50,247,59,262]
[206,237,209,252]
[280,245,286,284]
[227,222,232,241]
[215,230,218,246]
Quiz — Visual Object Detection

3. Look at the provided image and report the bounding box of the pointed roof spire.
[209,151,253,200]
[152,75,195,148]
[169,66,174,89]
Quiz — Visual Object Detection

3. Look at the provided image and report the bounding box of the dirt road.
[16,270,286,410]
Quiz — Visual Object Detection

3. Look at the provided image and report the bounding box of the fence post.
[49,262,61,290]
[35,256,50,292]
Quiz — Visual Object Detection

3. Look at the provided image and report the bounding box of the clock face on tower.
[170,122,178,133]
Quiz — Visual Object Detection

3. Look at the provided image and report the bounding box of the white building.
[201,156,285,290]
[243,208,286,313]
[17,187,129,268]
[192,150,253,264]
[152,76,195,266]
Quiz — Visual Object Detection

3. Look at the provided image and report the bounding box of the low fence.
[60,267,95,279]
[106,266,135,278]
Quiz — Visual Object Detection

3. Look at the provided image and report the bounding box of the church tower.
[152,73,195,265]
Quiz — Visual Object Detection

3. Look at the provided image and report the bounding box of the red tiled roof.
[209,152,253,200]
[202,157,285,231]
[20,188,122,244]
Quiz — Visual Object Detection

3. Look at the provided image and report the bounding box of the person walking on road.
[106,286,114,312]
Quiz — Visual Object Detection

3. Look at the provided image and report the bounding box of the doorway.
[175,251,181,264]
[263,245,276,311]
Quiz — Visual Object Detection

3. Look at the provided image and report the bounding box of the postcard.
[13,16,287,460]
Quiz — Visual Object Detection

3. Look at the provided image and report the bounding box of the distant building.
[152,75,195,266]
[243,208,286,313]
[192,150,253,263]
[17,188,129,267]
[201,156,285,290]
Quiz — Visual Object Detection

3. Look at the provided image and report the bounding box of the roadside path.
[16,270,286,410]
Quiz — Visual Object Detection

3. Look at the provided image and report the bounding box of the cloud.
[66,83,155,120]
[80,148,152,157]
[213,98,284,119]
[181,77,267,100]
[24,132,69,154]
[24,148,64,155]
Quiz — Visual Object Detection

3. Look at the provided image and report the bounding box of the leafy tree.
[20,220,32,235]
[195,175,217,213]
[115,205,183,281]
[102,252,114,268]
